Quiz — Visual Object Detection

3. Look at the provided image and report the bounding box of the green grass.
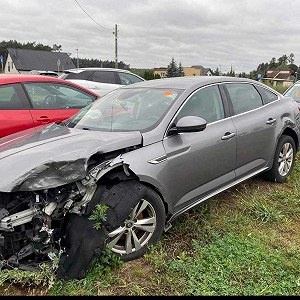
[262,80,290,94]
[2,156,300,295]
[168,233,300,295]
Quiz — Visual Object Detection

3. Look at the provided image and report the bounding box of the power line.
[74,0,112,31]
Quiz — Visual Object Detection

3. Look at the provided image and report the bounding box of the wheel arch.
[267,127,298,171]
[98,166,170,218]
[282,127,299,151]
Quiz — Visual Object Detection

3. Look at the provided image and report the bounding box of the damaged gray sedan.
[0,76,299,279]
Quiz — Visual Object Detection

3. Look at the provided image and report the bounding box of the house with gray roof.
[4,48,75,75]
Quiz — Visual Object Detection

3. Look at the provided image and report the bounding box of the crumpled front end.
[0,124,144,279]
[0,155,145,279]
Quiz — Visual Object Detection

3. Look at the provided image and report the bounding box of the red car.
[0,74,99,138]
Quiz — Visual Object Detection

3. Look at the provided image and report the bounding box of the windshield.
[67,87,181,132]
[284,84,300,102]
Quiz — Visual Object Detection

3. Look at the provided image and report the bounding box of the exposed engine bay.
[0,153,146,279]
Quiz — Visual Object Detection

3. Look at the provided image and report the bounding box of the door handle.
[221,132,236,140]
[37,116,50,123]
[266,118,276,125]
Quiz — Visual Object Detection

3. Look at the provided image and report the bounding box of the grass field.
[1,153,300,296]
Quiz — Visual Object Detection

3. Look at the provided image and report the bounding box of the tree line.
[249,53,297,80]
[0,40,129,70]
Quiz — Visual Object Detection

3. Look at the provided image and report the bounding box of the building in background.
[153,67,167,78]
[264,69,295,88]
[154,65,212,78]
[4,48,75,75]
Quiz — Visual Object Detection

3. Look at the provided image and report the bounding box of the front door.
[162,85,237,212]
[22,82,95,125]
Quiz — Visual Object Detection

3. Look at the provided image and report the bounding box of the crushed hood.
[0,124,142,192]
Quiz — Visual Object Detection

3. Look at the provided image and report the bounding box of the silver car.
[283,81,300,109]
[59,67,145,96]
[0,76,299,279]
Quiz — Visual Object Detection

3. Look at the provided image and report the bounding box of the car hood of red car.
[0,123,142,192]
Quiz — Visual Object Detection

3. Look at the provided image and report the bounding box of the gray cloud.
[0,0,300,73]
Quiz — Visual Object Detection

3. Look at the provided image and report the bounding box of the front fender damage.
[0,154,145,279]
[57,180,146,279]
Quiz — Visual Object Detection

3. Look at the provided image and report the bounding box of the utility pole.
[113,24,118,69]
[75,48,79,69]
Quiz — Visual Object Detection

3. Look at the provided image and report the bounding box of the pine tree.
[166,57,178,77]
[178,62,185,77]
[213,67,220,76]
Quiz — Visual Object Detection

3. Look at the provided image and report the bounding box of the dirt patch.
[0,283,47,296]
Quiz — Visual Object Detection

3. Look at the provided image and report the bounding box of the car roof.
[0,74,99,97]
[0,74,70,84]
[121,76,263,90]
[63,68,145,81]
[63,67,142,75]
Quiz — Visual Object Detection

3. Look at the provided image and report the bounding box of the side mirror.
[168,116,207,135]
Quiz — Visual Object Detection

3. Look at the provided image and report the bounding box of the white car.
[59,68,145,96]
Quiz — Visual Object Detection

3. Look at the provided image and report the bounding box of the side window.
[91,71,116,84]
[119,73,144,85]
[177,85,225,123]
[63,71,93,80]
[226,83,263,115]
[256,85,278,104]
[23,83,95,109]
[0,84,28,109]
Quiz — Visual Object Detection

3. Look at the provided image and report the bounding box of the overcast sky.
[1,0,300,73]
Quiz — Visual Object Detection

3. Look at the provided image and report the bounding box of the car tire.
[107,186,166,261]
[264,135,296,183]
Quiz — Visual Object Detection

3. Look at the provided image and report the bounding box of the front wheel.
[107,186,166,261]
[264,135,296,183]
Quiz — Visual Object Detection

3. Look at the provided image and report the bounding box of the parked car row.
[0,68,145,137]
[0,75,299,278]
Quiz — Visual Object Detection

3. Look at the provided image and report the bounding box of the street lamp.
[75,49,79,69]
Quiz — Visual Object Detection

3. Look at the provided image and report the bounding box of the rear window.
[256,85,278,104]
[118,72,144,85]
[91,71,116,84]
[226,83,263,115]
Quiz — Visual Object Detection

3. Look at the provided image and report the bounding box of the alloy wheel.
[278,142,294,176]
[107,199,157,255]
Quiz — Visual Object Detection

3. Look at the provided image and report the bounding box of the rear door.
[0,83,34,138]
[224,83,277,179]
[22,82,96,126]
